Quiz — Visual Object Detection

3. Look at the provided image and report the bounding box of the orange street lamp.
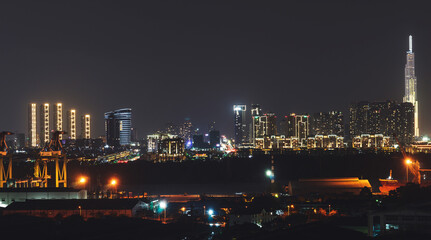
[110,179,117,186]
[78,176,88,190]
[405,159,412,182]
[79,176,87,184]
[110,178,118,199]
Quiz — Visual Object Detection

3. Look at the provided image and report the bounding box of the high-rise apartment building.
[251,104,262,144]
[39,103,50,146]
[349,101,414,143]
[54,103,63,140]
[81,114,91,139]
[294,114,309,144]
[403,35,419,137]
[281,114,309,145]
[233,105,247,145]
[28,103,38,147]
[310,111,344,136]
[104,108,132,146]
[252,113,277,140]
[179,119,193,141]
[67,109,77,140]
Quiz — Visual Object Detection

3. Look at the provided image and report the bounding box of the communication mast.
[0,131,13,188]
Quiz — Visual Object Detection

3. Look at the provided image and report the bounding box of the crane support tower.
[0,131,13,188]
[32,131,68,188]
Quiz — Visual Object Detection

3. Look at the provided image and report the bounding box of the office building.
[209,130,220,148]
[403,35,419,137]
[147,133,177,153]
[39,103,50,146]
[28,103,38,147]
[159,137,185,161]
[81,114,91,139]
[192,134,207,149]
[233,104,247,146]
[54,103,63,140]
[6,133,26,149]
[67,109,77,140]
[104,108,132,146]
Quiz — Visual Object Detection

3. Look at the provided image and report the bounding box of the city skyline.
[1,1,431,138]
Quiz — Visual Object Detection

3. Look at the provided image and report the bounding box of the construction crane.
[32,131,68,188]
[393,134,421,184]
[0,131,13,188]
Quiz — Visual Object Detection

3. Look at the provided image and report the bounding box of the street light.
[110,178,118,199]
[79,177,87,184]
[208,209,214,217]
[405,159,412,183]
[160,200,167,223]
[266,169,274,184]
[78,176,87,189]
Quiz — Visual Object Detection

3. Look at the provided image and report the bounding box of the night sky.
[0,1,430,138]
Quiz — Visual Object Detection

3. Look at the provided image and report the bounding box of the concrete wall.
[0,190,87,207]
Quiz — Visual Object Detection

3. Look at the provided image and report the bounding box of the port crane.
[32,131,68,188]
[0,131,13,188]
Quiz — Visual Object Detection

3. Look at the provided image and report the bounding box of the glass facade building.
[104,108,132,146]
[233,105,247,146]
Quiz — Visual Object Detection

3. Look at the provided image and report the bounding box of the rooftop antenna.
[409,35,413,52]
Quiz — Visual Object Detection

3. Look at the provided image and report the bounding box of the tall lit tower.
[67,109,77,140]
[28,103,37,147]
[81,114,91,139]
[233,105,247,146]
[54,103,63,140]
[403,35,419,137]
[39,103,50,145]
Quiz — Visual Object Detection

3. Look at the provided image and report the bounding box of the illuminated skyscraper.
[251,104,262,144]
[81,114,91,139]
[104,108,132,146]
[67,109,77,140]
[28,103,37,147]
[54,103,63,139]
[39,103,50,145]
[403,35,419,137]
[233,104,247,145]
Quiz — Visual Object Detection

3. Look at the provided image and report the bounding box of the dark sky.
[1,1,430,138]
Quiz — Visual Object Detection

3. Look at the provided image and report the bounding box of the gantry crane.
[0,131,13,188]
[32,131,68,188]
